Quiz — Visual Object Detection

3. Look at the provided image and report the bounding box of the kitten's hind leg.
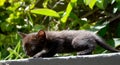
[72,36,96,55]
[77,44,95,55]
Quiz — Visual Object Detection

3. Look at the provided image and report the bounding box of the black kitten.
[19,30,119,58]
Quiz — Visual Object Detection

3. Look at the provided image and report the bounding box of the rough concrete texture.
[0,53,120,65]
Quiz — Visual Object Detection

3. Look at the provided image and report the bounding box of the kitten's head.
[18,30,46,57]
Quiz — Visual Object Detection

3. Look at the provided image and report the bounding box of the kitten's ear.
[37,30,46,38]
[18,32,27,38]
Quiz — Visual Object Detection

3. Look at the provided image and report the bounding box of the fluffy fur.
[19,30,119,58]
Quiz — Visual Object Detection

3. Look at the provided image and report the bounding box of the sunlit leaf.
[61,0,77,23]
[0,0,6,6]
[31,9,60,17]
[61,3,72,23]
[84,0,90,5]
[71,0,77,3]
[84,0,96,9]
[43,0,49,8]
[89,0,96,9]
[30,4,35,9]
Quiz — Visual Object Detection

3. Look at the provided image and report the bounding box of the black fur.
[18,30,119,58]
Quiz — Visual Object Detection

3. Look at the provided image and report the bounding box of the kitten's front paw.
[33,55,39,58]
[33,53,42,58]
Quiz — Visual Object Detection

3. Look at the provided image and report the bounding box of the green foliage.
[84,0,97,9]
[31,9,60,17]
[0,0,6,6]
[0,33,26,60]
[0,0,120,60]
[4,41,27,60]
[61,0,77,23]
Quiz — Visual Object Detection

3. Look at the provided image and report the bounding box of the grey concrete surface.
[0,53,120,65]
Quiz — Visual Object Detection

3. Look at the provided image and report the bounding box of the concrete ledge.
[0,53,120,65]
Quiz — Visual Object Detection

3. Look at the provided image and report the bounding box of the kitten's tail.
[94,35,119,52]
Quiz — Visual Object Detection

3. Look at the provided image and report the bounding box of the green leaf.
[84,0,97,9]
[97,25,108,37]
[0,0,6,6]
[106,39,115,47]
[116,0,120,3]
[80,24,91,30]
[61,0,77,23]
[89,0,97,9]
[84,0,90,5]
[71,0,77,3]
[96,0,104,9]
[31,9,60,17]
[61,3,72,23]
[96,0,109,9]
[115,2,120,11]
[43,0,49,8]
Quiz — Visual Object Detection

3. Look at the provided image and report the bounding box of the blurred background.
[0,0,120,60]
